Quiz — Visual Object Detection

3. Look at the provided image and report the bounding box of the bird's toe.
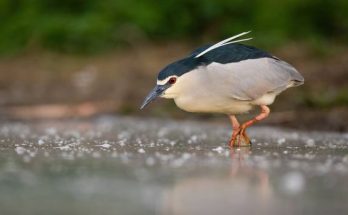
[229,134,251,148]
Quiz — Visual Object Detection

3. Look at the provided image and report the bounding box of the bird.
[140,31,304,147]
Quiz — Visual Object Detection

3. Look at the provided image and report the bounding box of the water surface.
[0,116,347,215]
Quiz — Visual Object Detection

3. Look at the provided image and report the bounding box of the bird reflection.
[162,146,273,215]
[229,147,271,198]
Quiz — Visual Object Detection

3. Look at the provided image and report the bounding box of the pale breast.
[172,67,255,114]
[174,95,254,114]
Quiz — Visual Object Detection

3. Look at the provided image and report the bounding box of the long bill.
[140,84,170,109]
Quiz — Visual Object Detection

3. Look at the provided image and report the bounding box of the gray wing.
[203,58,304,100]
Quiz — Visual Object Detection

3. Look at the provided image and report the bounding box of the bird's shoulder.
[191,43,276,64]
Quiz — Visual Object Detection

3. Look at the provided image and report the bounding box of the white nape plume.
[195,31,253,58]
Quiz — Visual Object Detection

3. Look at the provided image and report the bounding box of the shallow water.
[0,116,347,215]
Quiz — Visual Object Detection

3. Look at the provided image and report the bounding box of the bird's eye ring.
[168,77,177,85]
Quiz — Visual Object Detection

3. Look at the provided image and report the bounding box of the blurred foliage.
[304,88,348,109]
[0,0,347,54]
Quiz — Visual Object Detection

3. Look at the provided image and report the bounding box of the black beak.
[140,84,170,109]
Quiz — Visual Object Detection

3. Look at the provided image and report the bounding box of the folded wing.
[203,57,304,101]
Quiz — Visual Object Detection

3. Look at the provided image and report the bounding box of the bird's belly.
[252,92,277,105]
[174,96,253,114]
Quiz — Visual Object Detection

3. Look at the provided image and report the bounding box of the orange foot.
[228,105,270,148]
[229,128,251,148]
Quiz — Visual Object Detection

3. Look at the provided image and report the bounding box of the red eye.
[168,77,177,84]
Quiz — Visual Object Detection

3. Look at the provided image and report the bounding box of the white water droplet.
[15,146,26,155]
[98,143,111,148]
[305,139,315,147]
[282,171,305,194]
[38,139,45,145]
[138,148,145,153]
[212,146,224,153]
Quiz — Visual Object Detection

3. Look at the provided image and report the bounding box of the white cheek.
[161,82,182,99]
[164,85,175,94]
[157,79,168,85]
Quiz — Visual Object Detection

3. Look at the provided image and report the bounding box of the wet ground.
[0,116,347,215]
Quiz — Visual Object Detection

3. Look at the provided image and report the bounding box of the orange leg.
[228,115,240,147]
[228,105,270,147]
[229,115,251,147]
[238,105,270,146]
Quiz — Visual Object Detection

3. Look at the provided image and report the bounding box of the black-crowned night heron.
[141,31,304,147]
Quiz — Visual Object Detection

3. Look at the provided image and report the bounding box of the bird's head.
[140,57,200,109]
